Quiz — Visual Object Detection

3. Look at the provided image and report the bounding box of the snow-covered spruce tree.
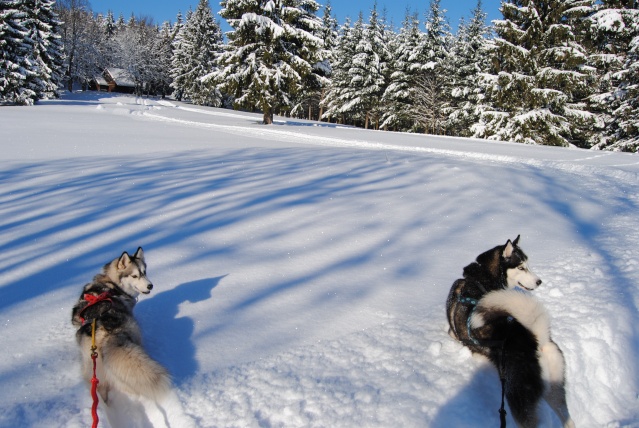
[104,10,116,38]
[96,10,118,68]
[380,9,424,131]
[153,22,175,97]
[1,0,37,104]
[419,0,452,73]
[214,0,324,124]
[19,0,65,100]
[316,0,338,121]
[446,1,493,137]
[115,12,125,29]
[348,3,390,129]
[476,0,596,147]
[588,2,639,152]
[169,11,187,101]
[321,15,364,125]
[291,0,336,120]
[170,0,222,106]
[410,0,452,134]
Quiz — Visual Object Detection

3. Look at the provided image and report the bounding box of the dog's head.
[114,247,154,297]
[502,235,542,291]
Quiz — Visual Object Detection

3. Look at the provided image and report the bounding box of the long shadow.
[432,363,568,427]
[526,166,639,375]
[431,365,504,427]
[135,276,226,384]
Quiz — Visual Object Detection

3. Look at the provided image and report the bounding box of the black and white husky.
[71,247,171,404]
[446,236,574,428]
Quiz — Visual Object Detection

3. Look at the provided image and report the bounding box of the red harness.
[79,291,113,324]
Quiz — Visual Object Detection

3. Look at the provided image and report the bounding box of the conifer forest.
[2,0,638,152]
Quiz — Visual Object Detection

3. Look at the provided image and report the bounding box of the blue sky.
[90,0,502,32]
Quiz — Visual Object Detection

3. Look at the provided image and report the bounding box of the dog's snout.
[147,283,153,290]
[536,279,542,286]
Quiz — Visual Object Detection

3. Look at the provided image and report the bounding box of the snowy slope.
[0,92,638,428]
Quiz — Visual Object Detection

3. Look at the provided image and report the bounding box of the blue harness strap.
[465,302,481,346]
[458,295,481,345]
[458,296,478,306]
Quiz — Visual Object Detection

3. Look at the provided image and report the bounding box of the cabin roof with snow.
[104,68,135,88]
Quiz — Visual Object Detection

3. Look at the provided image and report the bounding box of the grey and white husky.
[446,236,574,428]
[71,247,170,404]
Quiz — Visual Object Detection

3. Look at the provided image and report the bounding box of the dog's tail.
[101,335,171,400]
[469,288,551,346]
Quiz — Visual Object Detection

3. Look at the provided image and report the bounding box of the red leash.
[90,319,100,428]
[79,292,111,427]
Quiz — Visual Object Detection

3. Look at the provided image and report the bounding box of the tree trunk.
[318,88,325,121]
[263,108,273,125]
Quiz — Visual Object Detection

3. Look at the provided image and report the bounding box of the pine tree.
[104,10,116,37]
[446,1,493,137]
[588,2,639,152]
[476,0,595,146]
[97,11,118,70]
[169,11,187,100]
[170,0,222,106]
[419,0,451,73]
[215,0,324,124]
[1,0,37,104]
[19,0,65,99]
[321,15,364,124]
[154,21,174,97]
[116,12,125,29]
[410,0,452,134]
[381,9,424,131]
[349,3,389,129]
[291,0,336,120]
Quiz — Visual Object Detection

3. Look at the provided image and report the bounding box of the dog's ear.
[118,251,132,270]
[513,235,520,246]
[133,247,144,261]
[503,240,514,259]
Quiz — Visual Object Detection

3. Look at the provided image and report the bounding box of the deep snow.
[0,92,638,427]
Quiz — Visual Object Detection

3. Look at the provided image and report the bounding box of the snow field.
[0,92,638,427]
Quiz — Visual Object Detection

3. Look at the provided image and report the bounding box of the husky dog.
[446,236,574,428]
[71,247,170,404]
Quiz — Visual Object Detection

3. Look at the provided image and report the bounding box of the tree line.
[1,0,638,152]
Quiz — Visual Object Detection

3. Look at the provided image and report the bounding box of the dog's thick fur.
[446,237,574,428]
[71,247,170,404]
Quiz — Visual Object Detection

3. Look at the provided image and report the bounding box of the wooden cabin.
[92,68,136,93]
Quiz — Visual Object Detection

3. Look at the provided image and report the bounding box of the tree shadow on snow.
[273,119,351,129]
[135,276,226,385]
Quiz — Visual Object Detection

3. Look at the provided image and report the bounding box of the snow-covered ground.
[1,92,638,427]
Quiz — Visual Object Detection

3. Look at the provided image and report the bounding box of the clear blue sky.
[90,0,502,32]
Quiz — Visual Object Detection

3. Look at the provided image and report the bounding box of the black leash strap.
[498,338,508,428]
[458,294,509,427]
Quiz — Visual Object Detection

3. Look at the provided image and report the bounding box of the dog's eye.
[131,274,139,278]
[518,266,525,271]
